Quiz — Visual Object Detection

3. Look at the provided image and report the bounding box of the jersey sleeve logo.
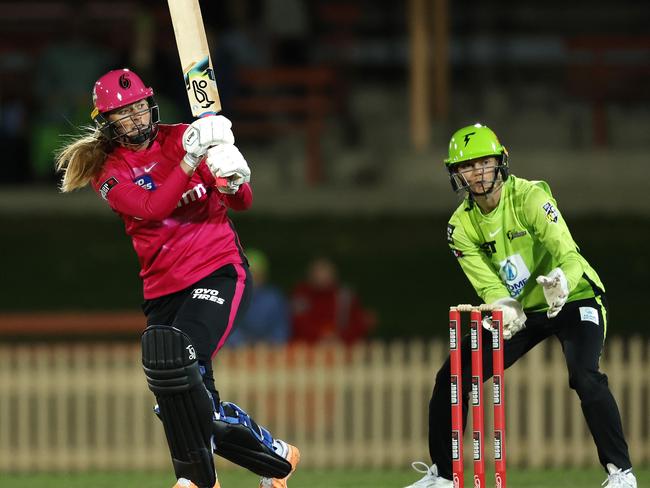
[447,224,455,244]
[99,177,119,200]
[542,201,559,223]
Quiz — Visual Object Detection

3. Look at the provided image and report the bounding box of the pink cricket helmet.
[91,68,154,120]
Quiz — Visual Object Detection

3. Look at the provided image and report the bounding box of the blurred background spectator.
[227,248,290,347]
[290,256,376,344]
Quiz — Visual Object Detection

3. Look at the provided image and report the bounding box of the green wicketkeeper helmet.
[444,123,509,193]
[444,124,506,166]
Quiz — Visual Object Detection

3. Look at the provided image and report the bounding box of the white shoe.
[173,478,221,488]
[403,462,453,488]
[602,463,637,488]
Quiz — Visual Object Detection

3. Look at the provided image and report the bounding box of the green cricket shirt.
[447,175,604,312]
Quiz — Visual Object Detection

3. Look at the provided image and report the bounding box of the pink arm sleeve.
[106,164,191,220]
[222,183,253,211]
[196,164,253,211]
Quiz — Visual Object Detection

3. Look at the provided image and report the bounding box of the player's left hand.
[206,144,251,194]
[536,267,569,318]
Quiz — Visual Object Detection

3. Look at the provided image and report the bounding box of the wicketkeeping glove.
[182,115,235,169]
[205,144,251,194]
[482,297,527,340]
[536,267,569,318]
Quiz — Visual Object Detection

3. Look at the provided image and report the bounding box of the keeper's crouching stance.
[144,326,297,488]
[403,124,635,488]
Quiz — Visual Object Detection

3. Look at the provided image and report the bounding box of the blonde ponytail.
[55,127,112,192]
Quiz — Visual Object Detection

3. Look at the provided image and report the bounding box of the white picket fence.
[0,338,648,472]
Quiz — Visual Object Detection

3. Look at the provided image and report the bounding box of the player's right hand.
[182,115,235,168]
[482,297,527,340]
[206,144,251,194]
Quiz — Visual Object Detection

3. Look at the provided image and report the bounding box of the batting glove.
[182,115,235,169]
[206,144,251,194]
[482,297,527,340]
[536,267,569,318]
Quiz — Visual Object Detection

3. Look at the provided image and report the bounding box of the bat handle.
[214,176,230,187]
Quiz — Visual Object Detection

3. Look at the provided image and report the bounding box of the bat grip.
[214,176,230,188]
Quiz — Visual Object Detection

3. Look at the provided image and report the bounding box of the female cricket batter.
[56,68,299,488]
[404,124,635,488]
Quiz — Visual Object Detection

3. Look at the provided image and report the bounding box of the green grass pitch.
[2,467,648,488]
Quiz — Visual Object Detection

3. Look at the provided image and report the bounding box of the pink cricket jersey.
[91,124,252,299]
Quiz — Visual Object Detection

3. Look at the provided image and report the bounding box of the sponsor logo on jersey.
[133,174,156,191]
[507,229,527,240]
[191,288,225,304]
[177,183,207,207]
[99,176,119,200]
[502,259,518,281]
[480,240,497,256]
[451,248,464,258]
[542,201,559,223]
[498,254,531,297]
[447,223,455,244]
[579,307,600,325]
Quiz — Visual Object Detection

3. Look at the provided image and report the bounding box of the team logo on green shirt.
[542,201,559,223]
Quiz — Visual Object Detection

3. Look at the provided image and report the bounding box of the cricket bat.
[167,0,221,117]
[167,0,229,186]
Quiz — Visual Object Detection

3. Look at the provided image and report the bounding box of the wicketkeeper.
[404,124,636,488]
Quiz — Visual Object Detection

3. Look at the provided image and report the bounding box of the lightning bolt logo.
[463,132,476,147]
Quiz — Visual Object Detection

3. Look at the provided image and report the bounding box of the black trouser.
[428,296,632,479]
[142,263,252,401]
